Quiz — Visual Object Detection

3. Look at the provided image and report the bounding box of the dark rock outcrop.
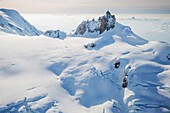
[75,21,86,35]
[74,11,116,35]
[100,16,107,34]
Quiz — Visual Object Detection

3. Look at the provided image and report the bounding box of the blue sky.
[0,0,170,14]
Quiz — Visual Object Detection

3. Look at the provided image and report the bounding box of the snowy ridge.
[0,9,42,36]
[72,11,147,46]
[78,22,148,49]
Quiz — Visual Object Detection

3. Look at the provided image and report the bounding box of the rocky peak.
[74,11,116,35]
[105,10,111,17]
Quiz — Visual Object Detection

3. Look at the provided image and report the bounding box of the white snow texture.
[0,9,170,113]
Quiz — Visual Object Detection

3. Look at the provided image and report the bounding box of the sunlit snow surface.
[0,14,170,113]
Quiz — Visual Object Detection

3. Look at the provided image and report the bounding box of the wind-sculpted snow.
[0,9,42,36]
[45,39,169,113]
[0,93,60,113]
[49,62,68,76]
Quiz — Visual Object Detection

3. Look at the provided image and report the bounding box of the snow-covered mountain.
[0,9,42,36]
[44,30,66,39]
[73,11,147,46]
[74,11,116,36]
[0,10,170,113]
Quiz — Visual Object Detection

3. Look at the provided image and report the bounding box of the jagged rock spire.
[74,11,116,35]
[106,10,111,16]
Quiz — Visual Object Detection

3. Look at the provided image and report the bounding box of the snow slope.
[0,35,170,113]
[0,11,170,113]
[0,9,42,36]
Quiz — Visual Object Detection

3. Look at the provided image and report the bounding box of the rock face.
[74,11,116,35]
[44,30,66,39]
[0,8,42,36]
[100,16,107,34]
[75,22,86,35]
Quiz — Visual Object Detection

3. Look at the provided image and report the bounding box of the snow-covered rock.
[74,11,116,35]
[73,11,147,46]
[84,42,96,49]
[0,8,42,36]
[82,22,148,48]
[44,30,66,39]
